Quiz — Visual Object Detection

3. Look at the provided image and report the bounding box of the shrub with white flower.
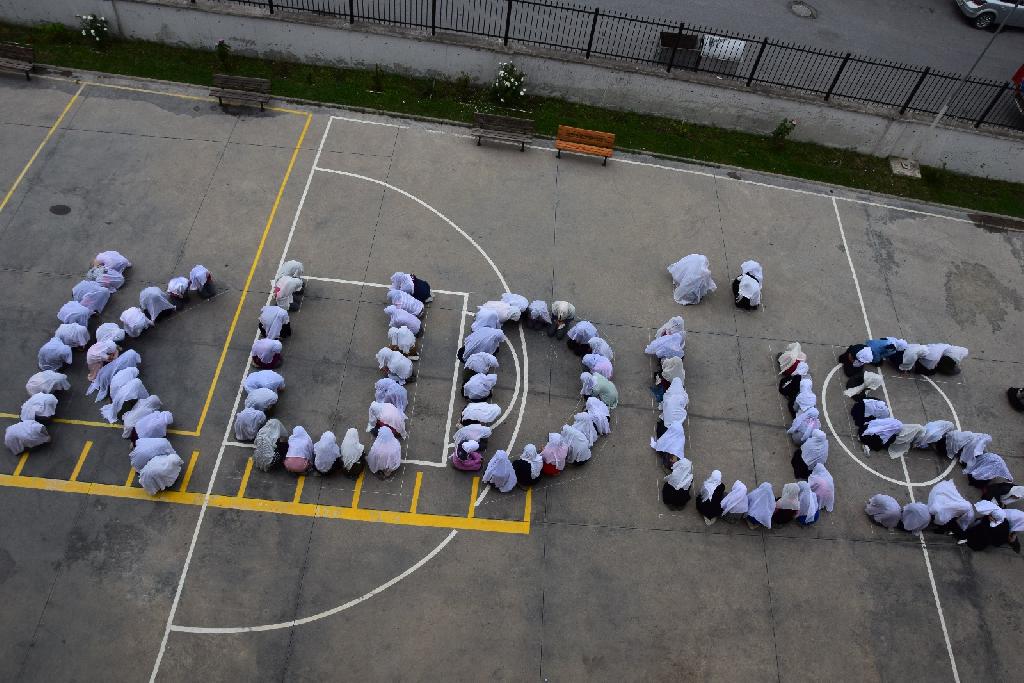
[492,62,526,107]
[76,14,109,47]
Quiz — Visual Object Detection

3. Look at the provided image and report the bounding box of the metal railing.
[203,0,1023,131]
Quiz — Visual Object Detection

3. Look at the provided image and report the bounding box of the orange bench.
[555,125,615,166]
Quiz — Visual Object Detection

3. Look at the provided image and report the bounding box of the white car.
[955,0,1024,30]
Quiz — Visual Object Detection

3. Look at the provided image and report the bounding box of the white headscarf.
[244,387,279,412]
[139,453,183,495]
[787,407,820,445]
[55,322,90,348]
[129,437,175,472]
[20,393,57,422]
[86,265,124,291]
[368,428,403,475]
[794,378,816,412]
[645,333,684,359]
[287,426,314,460]
[901,502,931,533]
[27,370,70,396]
[655,316,685,338]
[664,457,694,491]
[720,481,748,514]
[519,444,543,479]
[479,300,517,323]
[167,276,189,297]
[777,342,806,373]
[863,418,902,441]
[668,253,716,305]
[73,279,111,313]
[121,395,162,438]
[927,480,975,529]
[965,452,1013,482]
[464,352,498,374]
[374,378,408,412]
[390,271,414,293]
[650,420,685,457]
[501,293,529,313]
[528,300,551,323]
[259,305,290,340]
[278,259,304,279]
[462,402,501,424]
[854,347,874,366]
[135,410,173,439]
[862,399,890,419]
[550,301,576,321]
[561,424,592,464]
[582,353,613,379]
[101,378,149,423]
[189,264,211,290]
[314,431,341,473]
[950,431,992,470]
[700,470,722,502]
[376,347,413,383]
[541,433,567,470]
[974,500,1005,527]
[251,338,282,364]
[737,260,763,306]
[139,286,175,321]
[4,420,49,455]
[471,307,501,332]
[586,397,611,435]
[661,378,689,424]
[888,423,926,459]
[243,370,285,393]
[94,250,132,272]
[865,494,902,529]
[843,371,883,398]
[588,337,614,361]
[366,401,408,439]
[566,321,597,343]
[798,481,818,520]
[777,483,801,510]
[452,423,492,447]
[482,450,517,493]
[120,307,152,337]
[660,356,685,385]
[943,346,968,364]
[799,429,829,469]
[233,407,267,442]
[746,482,775,527]
[388,326,417,354]
[384,306,421,335]
[340,428,365,469]
[572,412,598,447]
[109,367,140,403]
[95,323,125,344]
[898,344,928,371]
[58,300,92,326]
[463,327,505,356]
[1004,508,1024,533]
[808,463,835,512]
[37,337,72,371]
[463,373,498,400]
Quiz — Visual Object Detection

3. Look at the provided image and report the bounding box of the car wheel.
[974,12,996,29]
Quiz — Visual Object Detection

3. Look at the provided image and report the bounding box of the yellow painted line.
[0,84,84,214]
[468,476,480,519]
[68,440,93,482]
[0,474,530,534]
[124,468,136,487]
[0,413,195,437]
[179,450,200,492]
[192,112,313,436]
[12,452,29,477]
[523,486,532,522]
[237,458,254,497]
[292,475,305,504]
[409,471,423,513]
[350,469,364,509]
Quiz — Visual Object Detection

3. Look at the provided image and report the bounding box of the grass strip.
[3,20,1022,219]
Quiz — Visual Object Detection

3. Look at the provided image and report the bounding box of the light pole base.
[889,157,922,178]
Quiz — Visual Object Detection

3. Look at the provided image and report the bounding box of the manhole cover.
[49,204,71,215]
[790,1,816,18]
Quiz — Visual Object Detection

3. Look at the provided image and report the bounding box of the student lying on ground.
[658,378,689,436]
[668,253,716,305]
[732,260,763,310]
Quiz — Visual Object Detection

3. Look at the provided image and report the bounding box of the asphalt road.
[559,0,1024,82]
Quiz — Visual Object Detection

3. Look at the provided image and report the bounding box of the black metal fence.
[204,0,1023,131]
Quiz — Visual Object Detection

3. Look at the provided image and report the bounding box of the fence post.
[745,37,768,87]
[824,52,851,101]
[666,22,684,73]
[585,8,600,59]
[974,85,1007,128]
[899,66,930,115]
[431,0,437,36]
[268,0,274,15]
[349,0,355,24]
[503,0,513,46]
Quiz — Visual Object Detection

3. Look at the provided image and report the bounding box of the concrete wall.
[3,0,1023,182]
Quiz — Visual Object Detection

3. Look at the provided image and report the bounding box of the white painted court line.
[441,294,470,463]
[150,115,335,681]
[830,196,960,683]
[330,114,409,129]
[303,275,468,297]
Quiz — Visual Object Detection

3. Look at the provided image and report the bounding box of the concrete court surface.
[0,72,1023,681]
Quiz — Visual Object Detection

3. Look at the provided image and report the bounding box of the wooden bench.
[210,74,271,111]
[0,42,34,80]
[471,112,534,151]
[555,125,615,165]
